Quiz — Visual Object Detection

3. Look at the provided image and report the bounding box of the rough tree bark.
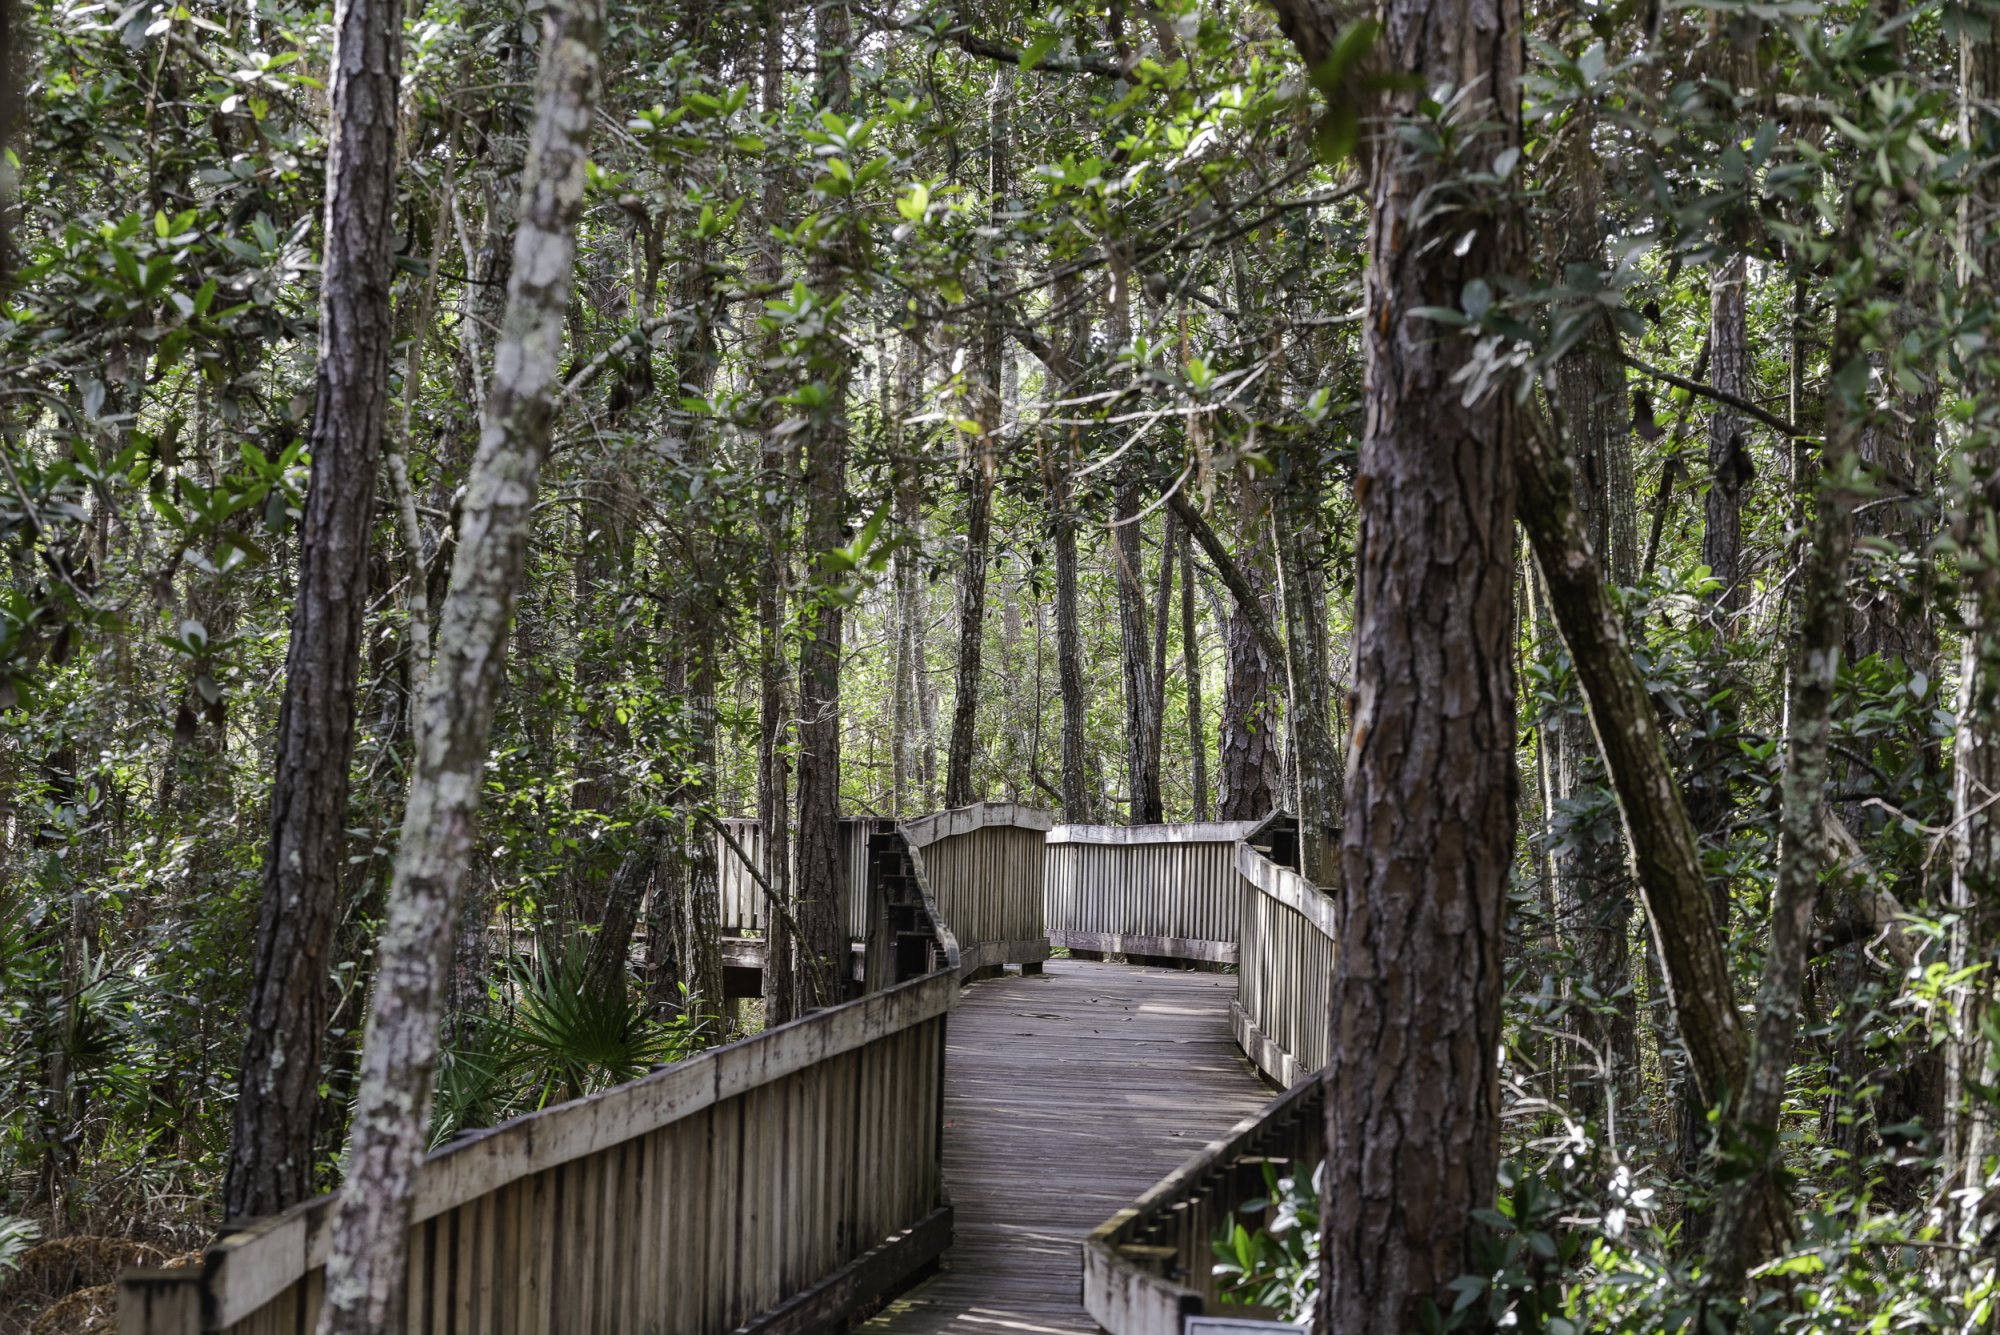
[313,0,605,1323]
[943,421,992,809]
[790,0,855,1011]
[225,0,402,1225]
[1263,0,1522,1320]
[1516,421,1745,1144]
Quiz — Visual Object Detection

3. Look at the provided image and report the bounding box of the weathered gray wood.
[119,1271,202,1335]
[865,961,1268,1335]
[1082,1076,1323,1335]
[1045,821,1262,846]
[1051,931,1238,964]
[900,801,1054,849]
[738,1203,952,1335]
[137,814,1339,1335]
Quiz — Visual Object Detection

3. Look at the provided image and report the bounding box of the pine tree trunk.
[1262,0,1522,1321]
[226,0,402,1225]
[314,0,605,1321]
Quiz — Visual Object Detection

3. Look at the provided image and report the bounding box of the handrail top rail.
[1234,842,1338,940]
[900,801,1054,849]
[1047,820,1263,847]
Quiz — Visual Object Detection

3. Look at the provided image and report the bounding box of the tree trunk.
[1949,23,2000,1246]
[944,424,993,810]
[1543,129,1640,1122]
[754,6,797,1027]
[313,0,605,1323]
[1272,469,1339,884]
[1180,518,1208,820]
[944,68,1011,810]
[1263,0,1522,1318]
[1704,254,1751,622]
[1707,387,1859,1291]
[1516,420,1746,1138]
[584,828,660,1002]
[1212,482,1282,822]
[1045,279,1095,824]
[789,0,853,1011]
[226,0,402,1225]
[1114,482,1162,823]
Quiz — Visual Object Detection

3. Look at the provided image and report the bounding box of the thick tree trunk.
[1264,0,1522,1318]
[226,0,402,1225]
[313,0,605,1324]
[790,0,853,1011]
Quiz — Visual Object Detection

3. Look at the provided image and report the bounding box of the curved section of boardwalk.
[867,958,1271,1334]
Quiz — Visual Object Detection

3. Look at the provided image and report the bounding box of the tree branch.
[1618,348,1807,441]
[1168,490,1286,670]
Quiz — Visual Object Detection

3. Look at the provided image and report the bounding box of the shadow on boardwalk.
[865,958,1271,1334]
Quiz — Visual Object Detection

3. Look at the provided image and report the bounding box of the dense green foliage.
[3,0,2000,1324]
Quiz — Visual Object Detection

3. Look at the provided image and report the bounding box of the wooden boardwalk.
[865,958,1272,1334]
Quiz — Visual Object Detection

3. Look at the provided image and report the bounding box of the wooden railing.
[122,821,961,1335]
[716,816,872,941]
[1083,1077,1322,1335]
[1077,816,1335,1335]
[124,806,1335,1335]
[901,802,1052,977]
[1232,838,1337,1089]
[1042,821,1261,963]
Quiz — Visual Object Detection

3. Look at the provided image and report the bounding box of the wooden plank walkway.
[864,958,1272,1334]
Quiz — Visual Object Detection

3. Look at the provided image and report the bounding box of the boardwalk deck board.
[865,958,1271,1335]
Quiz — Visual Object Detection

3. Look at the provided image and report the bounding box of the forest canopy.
[2,0,2000,1326]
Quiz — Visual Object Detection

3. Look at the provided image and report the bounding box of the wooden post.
[119,1269,203,1335]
